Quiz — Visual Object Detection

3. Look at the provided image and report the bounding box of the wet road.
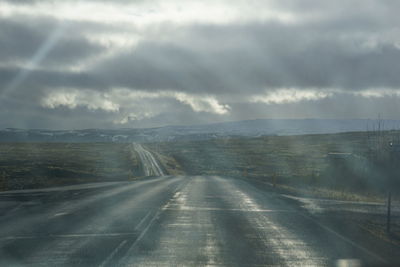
[132,144,165,176]
[0,176,391,266]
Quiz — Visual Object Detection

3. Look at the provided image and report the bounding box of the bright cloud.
[174,92,230,115]
[0,1,298,26]
[41,88,230,124]
[41,90,120,112]
[354,89,400,98]
[250,89,333,104]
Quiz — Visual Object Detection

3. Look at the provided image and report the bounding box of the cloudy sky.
[1,0,400,129]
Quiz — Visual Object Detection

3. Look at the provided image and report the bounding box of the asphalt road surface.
[132,143,165,176]
[0,175,394,266]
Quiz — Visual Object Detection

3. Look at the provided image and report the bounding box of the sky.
[1,0,400,129]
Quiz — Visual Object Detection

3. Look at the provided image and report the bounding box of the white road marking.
[123,178,224,266]
[53,212,68,217]
[218,177,388,265]
[132,143,165,176]
[216,177,325,266]
[99,239,128,267]
[299,212,388,265]
[162,206,293,212]
[134,211,152,230]
[129,210,161,248]
[336,258,362,267]
[2,233,137,240]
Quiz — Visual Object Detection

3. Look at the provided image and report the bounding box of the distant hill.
[1,119,400,143]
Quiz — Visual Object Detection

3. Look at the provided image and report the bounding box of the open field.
[1,130,399,196]
[146,130,400,199]
[0,143,140,191]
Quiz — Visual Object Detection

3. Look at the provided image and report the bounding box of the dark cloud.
[0,17,105,67]
[94,23,400,94]
[2,1,400,93]
[1,0,400,129]
[3,21,400,96]
[0,67,104,93]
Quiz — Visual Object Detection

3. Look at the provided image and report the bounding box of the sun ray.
[0,23,68,100]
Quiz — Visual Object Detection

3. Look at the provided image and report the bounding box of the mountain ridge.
[1,119,399,143]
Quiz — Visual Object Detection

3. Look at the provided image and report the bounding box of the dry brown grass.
[0,143,139,190]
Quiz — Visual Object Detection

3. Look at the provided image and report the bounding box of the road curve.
[132,143,165,176]
[0,176,395,266]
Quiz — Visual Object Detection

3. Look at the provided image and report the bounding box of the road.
[0,175,394,266]
[131,143,165,176]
